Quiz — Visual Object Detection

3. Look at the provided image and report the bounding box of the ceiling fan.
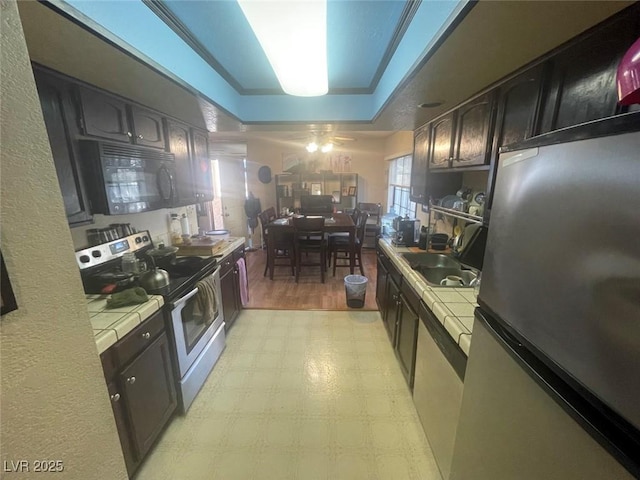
[288,131,356,153]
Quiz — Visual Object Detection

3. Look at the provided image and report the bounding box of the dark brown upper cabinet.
[484,65,544,222]
[190,128,213,202]
[166,119,195,206]
[494,65,544,150]
[130,106,166,149]
[34,68,93,225]
[410,124,430,203]
[78,87,131,143]
[428,93,494,171]
[429,112,455,169]
[539,10,638,133]
[453,93,494,167]
[78,87,166,149]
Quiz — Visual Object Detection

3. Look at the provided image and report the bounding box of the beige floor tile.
[298,418,332,449]
[136,309,440,480]
[296,452,334,480]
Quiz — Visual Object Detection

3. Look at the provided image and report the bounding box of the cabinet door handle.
[126,376,136,385]
[137,134,144,140]
[141,332,150,340]
[110,393,121,402]
[127,131,133,138]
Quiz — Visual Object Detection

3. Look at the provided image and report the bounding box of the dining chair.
[258,210,270,251]
[265,206,277,220]
[265,224,295,280]
[330,211,369,276]
[358,202,382,248]
[292,216,327,283]
[326,208,360,267]
[260,207,288,276]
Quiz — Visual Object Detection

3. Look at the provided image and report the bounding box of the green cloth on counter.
[106,287,149,309]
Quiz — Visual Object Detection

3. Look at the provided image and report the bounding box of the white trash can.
[344,275,368,308]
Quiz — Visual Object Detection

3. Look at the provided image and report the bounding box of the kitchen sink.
[402,253,459,269]
[413,267,478,287]
[402,253,477,287]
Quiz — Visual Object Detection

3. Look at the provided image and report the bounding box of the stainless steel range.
[76,231,225,413]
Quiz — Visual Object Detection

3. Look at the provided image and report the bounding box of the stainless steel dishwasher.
[413,301,468,480]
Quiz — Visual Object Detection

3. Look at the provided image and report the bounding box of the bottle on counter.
[180,213,191,237]
[418,225,429,250]
[170,213,182,245]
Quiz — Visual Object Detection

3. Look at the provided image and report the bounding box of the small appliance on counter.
[391,217,419,247]
[428,233,449,251]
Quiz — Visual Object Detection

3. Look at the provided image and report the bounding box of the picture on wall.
[332,191,341,203]
[327,153,353,173]
[311,183,322,195]
[1,252,18,316]
[348,186,357,196]
[341,187,349,196]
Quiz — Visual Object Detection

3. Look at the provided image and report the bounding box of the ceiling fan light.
[306,142,318,153]
[238,0,328,97]
[321,142,333,153]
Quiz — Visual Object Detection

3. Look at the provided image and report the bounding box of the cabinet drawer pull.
[127,131,132,138]
[126,376,136,385]
[141,332,151,340]
[137,134,144,140]
[111,393,120,402]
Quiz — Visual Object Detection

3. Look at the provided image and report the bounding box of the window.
[387,154,416,218]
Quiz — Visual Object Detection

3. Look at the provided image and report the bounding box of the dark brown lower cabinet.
[107,381,136,473]
[376,247,420,390]
[394,282,420,389]
[101,311,177,477]
[384,278,401,347]
[375,249,390,315]
[119,333,176,462]
[220,245,245,331]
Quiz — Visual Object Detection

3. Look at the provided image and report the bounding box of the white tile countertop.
[86,294,164,354]
[86,237,243,355]
[378,238,477,356]
[209,237,245,260]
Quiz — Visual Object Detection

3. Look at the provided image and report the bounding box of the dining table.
[266,213,357,274]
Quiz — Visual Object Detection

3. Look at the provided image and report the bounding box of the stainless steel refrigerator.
[450,123,640,479]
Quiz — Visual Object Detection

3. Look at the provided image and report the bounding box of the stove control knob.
[135,237,142,243]
[91,251,101,258]
[142,235,149,242]
[79,255,90,263]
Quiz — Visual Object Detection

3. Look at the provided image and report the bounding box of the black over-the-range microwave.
[80,140,176,215]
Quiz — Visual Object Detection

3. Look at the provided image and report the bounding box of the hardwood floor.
[243,248,378,311]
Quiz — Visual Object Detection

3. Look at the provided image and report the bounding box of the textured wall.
[0,1,127,477]
[383,131,413,161]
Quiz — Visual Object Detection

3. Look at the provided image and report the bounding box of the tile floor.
[136,310,440,480]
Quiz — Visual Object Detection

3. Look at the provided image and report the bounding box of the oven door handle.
[170,287,199,309]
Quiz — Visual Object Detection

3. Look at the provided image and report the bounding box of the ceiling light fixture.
[306,140,333,153]
[238,0,328,97]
